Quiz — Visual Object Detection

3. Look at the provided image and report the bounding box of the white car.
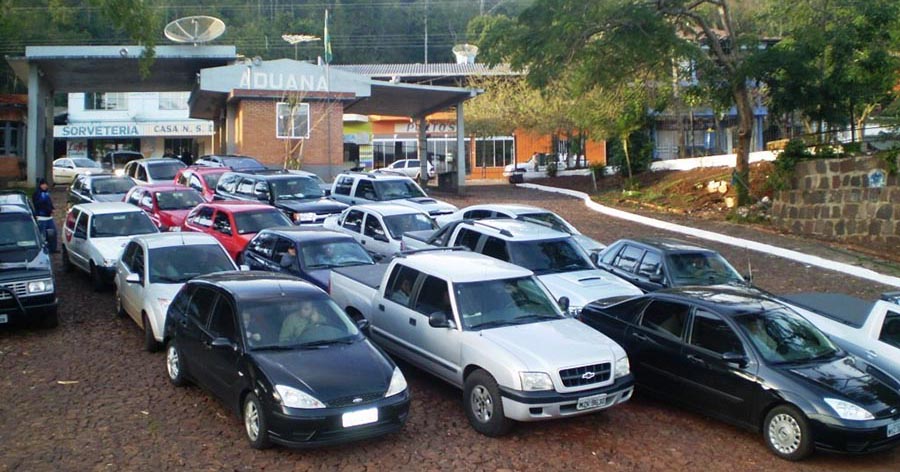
[330,172,457,216]
[435,204,606,254]
[123,158,186,185]
[377,159,435,180]
[114,232,238,351]
[502,155,567,176]
[52,157,105,185]
[323,203,437,258]
[62,203,159,291]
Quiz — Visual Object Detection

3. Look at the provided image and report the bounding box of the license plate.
[0,314,7,324]
[342,407,378,428]
[888,420,900,438]
[576,393,608,411]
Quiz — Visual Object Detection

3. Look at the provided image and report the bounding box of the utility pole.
[424,0,429,64]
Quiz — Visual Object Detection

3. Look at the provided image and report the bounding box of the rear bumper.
[499,375,634,422]
[809,414,900,454]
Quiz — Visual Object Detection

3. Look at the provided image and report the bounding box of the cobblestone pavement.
[0,186,898,471]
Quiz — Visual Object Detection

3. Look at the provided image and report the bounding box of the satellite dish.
[165,16,226,45]
[452,44,479,64]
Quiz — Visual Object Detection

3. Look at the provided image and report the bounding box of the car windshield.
[233,210,292,234]
[223,157,266,171]
[667,252,744,285]
[71,158,100,168]
[270,177,323,200]
[90,212,158,238]
[242,297,360,350]
[155,190,203,210]
[383,213,437,239]
[519,212,572,234]
[374,180,426,200]
[148,244,235,284]
[91,178,134,195]
[0,214,41,261]
[508,238,593,275]
[735,309,839,364]
[300,240,373,270]
[202,173,222,189]
[146,162,185,180]
[454,276,562,331]
[0,193,28,207]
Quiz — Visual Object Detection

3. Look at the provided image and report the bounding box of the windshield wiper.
[470,319,520,330]
[251,344,297,351]
[512,314,560,323]
[296,337,356,348]
[154,275,184,283]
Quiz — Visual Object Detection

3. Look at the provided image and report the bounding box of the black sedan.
[163,271,409,448]
[579,286,900,460]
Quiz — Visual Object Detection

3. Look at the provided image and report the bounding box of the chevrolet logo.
[581,372,596,380]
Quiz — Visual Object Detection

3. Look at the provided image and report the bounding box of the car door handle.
[378,304,384,311]
[866,350,878,359]
[686,354,705,365]
[631,332,650,342]
[409,317,416,326]
[360,240,366,245]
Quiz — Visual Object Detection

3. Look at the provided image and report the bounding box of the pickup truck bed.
[333,263,390,290]
[782,293,874,329]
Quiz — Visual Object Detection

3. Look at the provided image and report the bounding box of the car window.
[187,287,218,328]
[188,174,204,192]
[213,212,232,235]
[640,300,690,339]
[136,165,148,182]
[169,284,195,318]
[481,236,509,262]
[385,265,420,307]
[879,311,900,349]
[613,245,644,272]
[66,209,81,231]
[232,210,292,234]
[74,211,89,236]
[209,296,238,341]
[271,237,294,265]
[334,176,353,196]
[413,276,452,318]
[363,215,387,240]
[342,209,364,233]
[247,232,277,260]
[354,180,377,200]
[463,209,494,219]
[121,241,138,271]
[455,228,482,251]
[637,252,663,279]
[126,190,142,206]
[236,178,255,196]
[382,213,437,239]
[146,162,185,180]
[90,212,157,238]
[189,206,214,227]
[219,174,239,193]
[132,245,145,275]
[690,310,744,355]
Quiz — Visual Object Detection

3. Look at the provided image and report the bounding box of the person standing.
[32,178,58,253]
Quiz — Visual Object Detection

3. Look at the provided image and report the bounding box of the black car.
[243,227,375,291]
[68,174,136,207]
[596,238,749,292]
[215,171,347,225]
[194,154,268,172]
[0,204,58,328]
[579,286,900,460]
[163,271,409,448]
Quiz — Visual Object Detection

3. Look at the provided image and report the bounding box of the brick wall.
[771,155,900,247]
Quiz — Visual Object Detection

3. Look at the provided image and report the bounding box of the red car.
[174,166,229,202]
[123,184,204,231]
[181,202,292,261]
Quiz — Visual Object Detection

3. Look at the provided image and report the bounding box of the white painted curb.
[518,183,900,288]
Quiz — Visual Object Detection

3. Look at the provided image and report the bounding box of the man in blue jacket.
[32,178,58,253]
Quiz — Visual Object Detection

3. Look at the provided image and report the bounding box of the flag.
[324,9,333,65]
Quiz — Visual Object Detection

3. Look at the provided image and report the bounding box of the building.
[0,94,27,180]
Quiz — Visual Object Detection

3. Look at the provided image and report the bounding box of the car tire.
[61,247,74,273]
[90,263,104,292]
[463,369,512,437]
[764,405,813,461]
[143,313,160,353]
[165,339,188,387]
[243,393,272,449]
[114,287,127,318]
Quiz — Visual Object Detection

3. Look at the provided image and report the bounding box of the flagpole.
[324,9,333,180]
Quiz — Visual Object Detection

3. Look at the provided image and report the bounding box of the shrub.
[590,162,606,179]
[606,131,653,177]
[546,161,559,178]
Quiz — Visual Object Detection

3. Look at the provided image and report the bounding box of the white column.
[455,104,466,194]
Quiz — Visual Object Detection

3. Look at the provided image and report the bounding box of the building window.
[474,137,515,167]
[0,121,22,156]
[159,92,190,110]
[84,92,128,111]
[276,102,310,139]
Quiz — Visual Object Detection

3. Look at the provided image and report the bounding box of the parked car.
[596,238,749,292]
[402,219,641,315]
[67,174,136,207]
[174,166,229,202]
[330,250,633,436]
[215,171,347,225]
[115,232,238,351]
[323,204,437,258]
[781,292,900,384]
[0,190,35,215]
[52,157,104,185]
[377,159,435,180]
[181,202,292,261]
[0,204,58,328]
[503,154,568,176]
[330,172,456,216]
[162,271,410,448]
[101,151,143,175]
[123,184,204,231]
[242,227,375,291]
[62,203,159,290]
[435,204,605,254]
[123,158,186,185]
[194,154,268,172]
[578,286,900,460]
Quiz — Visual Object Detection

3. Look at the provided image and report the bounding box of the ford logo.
[581,372,596,380]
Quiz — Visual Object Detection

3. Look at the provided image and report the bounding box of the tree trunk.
[622,135,633,181]
[732,82,753,206]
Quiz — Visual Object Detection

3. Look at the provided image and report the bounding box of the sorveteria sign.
[55,121,215,138]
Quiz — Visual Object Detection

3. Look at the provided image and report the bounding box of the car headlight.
[114,169,125,176]
[384,367,408,397]
[27,279,54,294]
[520,372,554,391]
[274,384,326,409]
[824,398,874,421]
[296,212,317,223]
[614,356,630,379]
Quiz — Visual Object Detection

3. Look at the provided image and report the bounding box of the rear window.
[232,210,292,235]
[90,212,158,238]
[147,162,186,180]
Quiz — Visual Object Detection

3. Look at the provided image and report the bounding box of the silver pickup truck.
[329,249,634,436]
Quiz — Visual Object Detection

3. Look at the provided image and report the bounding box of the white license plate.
[342,407,378,428]
[0,314,7,324]
[888,420,900,438]
[576,393,608,411]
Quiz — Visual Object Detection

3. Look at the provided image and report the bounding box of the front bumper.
[808,413,900,454]
[265,390,410,448]
[97,265,117,283]
[499,374,635,422]
[0,292,58,324]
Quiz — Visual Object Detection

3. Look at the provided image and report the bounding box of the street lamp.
[281,34,320,60]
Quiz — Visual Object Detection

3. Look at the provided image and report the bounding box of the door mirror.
[355,317,370,333]
[428,311,452,328]
[558,296,570,313]
[239,264,251,271]
[743,273,753,285]
[125,273,141,284]
[649,273,664,284]
[721,352,748,367]
[589,252,599,266]
[210,337,238,351]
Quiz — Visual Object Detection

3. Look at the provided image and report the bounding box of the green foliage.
[590,162,606,179]
[607,131,653,177]
[768,139,810,191]
[545,161,558,178]
[880,148,900,176]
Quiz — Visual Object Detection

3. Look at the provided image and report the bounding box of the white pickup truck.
[782,292,900,380]
[329,250,635,436]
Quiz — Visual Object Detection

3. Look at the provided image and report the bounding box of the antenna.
[164,16,226,46]
[745,246,753,285]
[452,44,479,64]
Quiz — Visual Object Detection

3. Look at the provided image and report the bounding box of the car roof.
[0,203,33,216]
[132,232,222,249]
[337,172,411,182]
[460,218,569,241]
[224,170,313,180]
[400,250,533,283]
[83,173,129,181]
[131,184,187,192]
[193,271,324,300]
[653,286,785,316]
[72,202,145,215]
[183,165,228,174]
[354,203,426,216]
[613,237,717,253]
[199,201,275,213]
[133,158,184,165]
[261,226,355,243]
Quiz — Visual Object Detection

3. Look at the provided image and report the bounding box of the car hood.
[477,318,622,373]
[781,355,900,418]
[392,198,457,215]
[92,193,127,203]
[276,198,348,214]
[91,236,133,259]
[538,270,642,307]
[158,209,191,227]
[251,339,394,406]
[304,268,331,291]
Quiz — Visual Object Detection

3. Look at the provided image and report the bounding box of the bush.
[590,162,606,179]
[767,139,811,191]
[606,131,653,177]
[546,162,559,178]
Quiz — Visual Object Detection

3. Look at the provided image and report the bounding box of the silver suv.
[330,172,456,216]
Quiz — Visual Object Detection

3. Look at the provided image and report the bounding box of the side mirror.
[125,273,141,284]
[373,233,389,243]
[355,317,370,333]
[558,296,570,313]
[721,352,748,367]
[649,273,664,284]
[254,190,269,201]
[210,337,238,351]
[428,311,451,328]
[589,252,599,266]
[239,264,251,271]
[743,273,753,285]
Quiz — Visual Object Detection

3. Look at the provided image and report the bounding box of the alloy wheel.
[470,385,493,423]
[166,345,180,380]
[768,413,802,454]
[244,400,260,441]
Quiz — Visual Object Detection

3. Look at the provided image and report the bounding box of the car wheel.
[165,340,188,387]
[764,405,813,461]
[90,263,104,292]
[142,313,160,353]
[61,247,74,273]
[463,369,511,437]
[243,393,272,449]
[114,287,127,318]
